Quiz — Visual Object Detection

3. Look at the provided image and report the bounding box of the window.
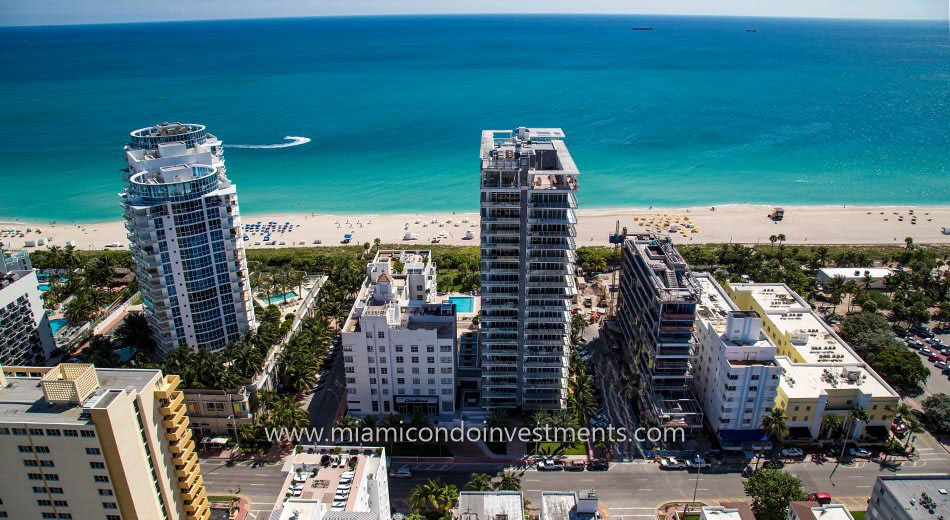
[427,346,435,353]
[395,356,404,364]
[411,357,419,363]
[427,357,435,364]
[103,502,118,509]
[99,489,114,496]
[94,476,110,483]
[396,346,403,352]
[397,378,405,385]
[378,331,385,339]
[45,429,61,436]
[427,368,435,374]
[80,430,96,438]
[90,461,106,469]
[410,346,419,353]
[86,447,102,455]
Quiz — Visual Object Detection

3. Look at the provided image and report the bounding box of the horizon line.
[1,11,945,29]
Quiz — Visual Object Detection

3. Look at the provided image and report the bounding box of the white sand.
[2,205,949,251]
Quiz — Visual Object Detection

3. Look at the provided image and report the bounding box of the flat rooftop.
[479,127,579,178]
[458,491,525,520]
[875,475,950,518]
[626,234,699,301]
[0,366,161,425]
[818,267,893,279]
[777,357,894,399]
[273,447,384,516]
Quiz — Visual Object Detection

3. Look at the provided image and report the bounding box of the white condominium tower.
[122,123,256,355]
[341,250,457,417]
[478,127,579,410]
[0,363,209,520]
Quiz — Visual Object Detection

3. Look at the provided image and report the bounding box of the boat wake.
[227,136,311,149]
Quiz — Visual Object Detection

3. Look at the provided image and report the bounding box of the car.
[891,420,908,438]
[685,456,712,471]
[587,459,609,471]
[781,448,805,458]
[537,459,565,471]
[936,361,948,370]
[849,447,871,459]
[943,366,950,375]
[392,465,412,478]
[929,354,942,362]
[807,493,832,505]
[920,348,934,356]
[565,460,586,471]
[660,457,687,470]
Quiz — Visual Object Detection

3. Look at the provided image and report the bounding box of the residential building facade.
[727,283,900,439]
[478,127,578,410]
[122,122,256,355]
[183,387,253,436]
[617,234,703,430]
[341,250,457,417]
[0,363,209,520]
[1,269,56,366]
[692,273,781,449]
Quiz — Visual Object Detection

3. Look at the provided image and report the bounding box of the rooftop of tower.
[479,127,579,188]
[128,121,216,150]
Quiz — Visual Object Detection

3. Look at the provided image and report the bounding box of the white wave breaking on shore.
[227,136,311,149]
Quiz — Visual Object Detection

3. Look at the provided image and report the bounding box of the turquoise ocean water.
[0,15,947,222]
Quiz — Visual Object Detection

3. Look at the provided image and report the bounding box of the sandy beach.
[2,205,949,251]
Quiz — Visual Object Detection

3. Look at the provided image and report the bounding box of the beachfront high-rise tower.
[478,127,578,410]
[122,123,256,355]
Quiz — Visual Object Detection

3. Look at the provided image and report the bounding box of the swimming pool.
[448,295,475,313]
[266,291,299,305]
[49,318,67,334]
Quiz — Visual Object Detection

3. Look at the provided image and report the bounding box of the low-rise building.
[183,386,253,437]
[1,269,56,366]
[1,247,32,274]
[817,267,893,290]
[458,491,525,520]
[788,502,855,520]
[270,446,390,520]
[342,250,457,418]
[698,502,755,520]
[540,489,601,520]
[727,283,900,440]
[692,274,781,450]
[0,363,209,520]
[866,474,950,519]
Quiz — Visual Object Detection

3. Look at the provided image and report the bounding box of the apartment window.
[0,428,8,435]
[38,500,52,506]
[440,345,452,352]
[49,488,63,494]
[412,368,419,374]
[441,378,452,384]
[440,356,452,363]
[427,346,435,353]
[45,429,61,436]
[11,428,26,435]
[380,367,388,374]
[396,346,403,352]
[344,367,355,373]
[395,356,404,363]
[90,461,106,469]
[365,332,372,338]
[80,430,96,438]
[99,489,114,496]
[428,378,436,385]
[410,346,419,353]
[396,367,404,373]
[107,516,120,520]
[367,346,374,352]
[103,502,118,509]
[94,476,110,483]
[86,447,102,455]
[379,356,387,363]
[29,428,45,436]
[377,331,385,339]
[344,356,354,363]
[54,500,68,507]
[411,357,419,363]
[369,378,377,384]
[397,378,405,385]
[368,367,376,374]
[427,368,435,374]
[42,514,55,519]
[412,378,420,385]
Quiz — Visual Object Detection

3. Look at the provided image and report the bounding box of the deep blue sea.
[0,15,947,222]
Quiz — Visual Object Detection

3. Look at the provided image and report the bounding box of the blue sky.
[1,0,947,26]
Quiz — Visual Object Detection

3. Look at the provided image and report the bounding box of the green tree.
[408,478,459,518]
[494,470,521,491]
[463,473,493,492]
[826,275,846,314]
[743,469,807,520]
[820,415,844,439]
[922,394,950,434]
[872,348,930,390]
[761,407,790,447]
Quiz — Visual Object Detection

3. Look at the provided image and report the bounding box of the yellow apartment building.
[727,283,900,440]
[0,363,209,520]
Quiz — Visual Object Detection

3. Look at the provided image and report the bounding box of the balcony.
[160,391,184,414]
[156,375,181,398]
[166,416,190,440]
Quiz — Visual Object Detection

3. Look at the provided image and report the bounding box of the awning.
[719,429,769,443]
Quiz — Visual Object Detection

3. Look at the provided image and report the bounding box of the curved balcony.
[127,165,219,205]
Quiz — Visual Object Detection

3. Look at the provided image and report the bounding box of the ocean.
[0,15,947,222]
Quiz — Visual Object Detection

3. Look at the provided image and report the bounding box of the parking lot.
[896,325,950,398]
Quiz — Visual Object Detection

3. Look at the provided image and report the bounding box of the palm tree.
[485,409,511,430]
[64,293,95,326]
[761,407,790,448]
[768,234,778,253]
[464,473,493,492]
[494,470,521,491]
[46,245,62,267]
[821,415,844,440]
[844,280,861,313]
[826,275,846,314]
[815,246,830,268]
[62,244,81,270]
[847,407,870,440]
[407,478,458,517]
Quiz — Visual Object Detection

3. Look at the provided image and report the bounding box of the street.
[200,458,286,519]
[303,345,346,430]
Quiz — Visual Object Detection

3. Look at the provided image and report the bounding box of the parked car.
[936,361,948,370]
[660,457,687,470]
[781,448,805,458]
[565,460,586,472]
[587,459,609,471]
[849,447,871,459]
[807,492,832,505]
[892,419,909,438]
[685,456,712,471]
[942,366,950,375]
[392,465,413,478]
[537,459,565,471]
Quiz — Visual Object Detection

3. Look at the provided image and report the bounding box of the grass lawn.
[850,512,865,520]
[539,441,587,456]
